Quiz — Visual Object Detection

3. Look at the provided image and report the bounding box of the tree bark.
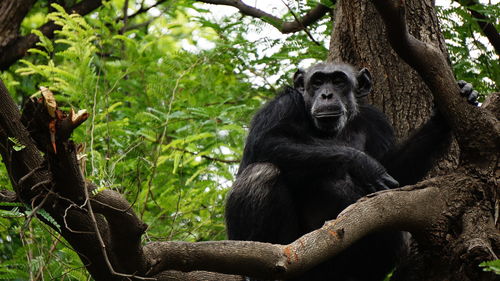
[0,0,103,70]
[329,0,460,175]
[329,0,447,139]
[0,0,36,47]
[328,1,499,280]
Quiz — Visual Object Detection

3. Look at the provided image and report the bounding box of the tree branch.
[0,0,104,70]
[0,81,47,200]
[454,0,500,56]
[1,79,497,280]
[280,0,320,45]
[0,0,37,47]
[197,0,332,34]
[369,0,499,172]
[143,179,450,279]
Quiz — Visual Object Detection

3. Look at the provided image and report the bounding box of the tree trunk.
[329,1,499,280]
[329,0,459,176]
[329,0,447,138]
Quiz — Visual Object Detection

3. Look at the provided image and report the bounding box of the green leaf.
[8,137,26,151]
[479,259,500,274]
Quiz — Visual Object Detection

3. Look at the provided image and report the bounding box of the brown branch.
[1,79,497,280]
[0,0,103,70]
[369,0,499,172]
[148,173,499,281]
[197,0,332,34]
[280,0,320,46]
[0,81,46,200]
[0,0,37,48]
[144,180,447,279]
[454,0,500,56]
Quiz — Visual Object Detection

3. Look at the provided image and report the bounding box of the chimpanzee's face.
[294,63,372,135]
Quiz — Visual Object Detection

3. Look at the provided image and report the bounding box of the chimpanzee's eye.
[333,77,345,85]
[312,79,323,89]
[331,72,348,86]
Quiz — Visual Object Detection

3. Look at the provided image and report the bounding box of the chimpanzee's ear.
[356,68,372,98]
[293,69,305,94]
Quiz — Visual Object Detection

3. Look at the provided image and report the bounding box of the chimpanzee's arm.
[262,136,398,190]
[382,112,451,186]
[382,81,479,186]
[241,87,398,190]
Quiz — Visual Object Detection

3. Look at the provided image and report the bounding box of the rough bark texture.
[0,0,36,47]
[0,0,103,70]
[367,0,499,279]
[329,0,446,139]
[328,0,459,175]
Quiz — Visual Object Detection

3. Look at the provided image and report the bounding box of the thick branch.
[0,0,103,70]
[0,85,495,280]
[0,81,47,199]
[145,180,445,279]
[370,0,499,172]
[455,0,500,56]
[197,0,332,34]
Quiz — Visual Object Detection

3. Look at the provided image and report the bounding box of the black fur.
[225,63,476,281]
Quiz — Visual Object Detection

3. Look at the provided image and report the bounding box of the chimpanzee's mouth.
[313,111,344,119]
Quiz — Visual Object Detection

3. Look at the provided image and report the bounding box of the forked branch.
[0,79,446,279]
[370,0,499,171]
[197,0,332,34]
[454,0,500,56]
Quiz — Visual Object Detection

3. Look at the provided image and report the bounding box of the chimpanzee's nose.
[321,93,333,99]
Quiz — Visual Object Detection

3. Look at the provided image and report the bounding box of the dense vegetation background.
[0,0,497,279]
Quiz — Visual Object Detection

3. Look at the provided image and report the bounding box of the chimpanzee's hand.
[366,172,399,192]
[349,152,399,193]
[457,80,479,106]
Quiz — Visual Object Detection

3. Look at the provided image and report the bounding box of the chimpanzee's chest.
[330,129,367,151]
[292,172,367,233]
[290,131,370,232]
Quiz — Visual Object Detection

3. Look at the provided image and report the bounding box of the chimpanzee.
[225,62,478,281]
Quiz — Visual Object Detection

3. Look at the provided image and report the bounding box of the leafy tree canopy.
[0,0,497,279]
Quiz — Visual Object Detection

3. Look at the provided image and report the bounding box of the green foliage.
[1,1,275,278]
[0,0,498,280]
[480,259,500,275]
[0,219,87,280]
[437,2,499,97]
[0,204,23,219]
[17,3,98,106]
